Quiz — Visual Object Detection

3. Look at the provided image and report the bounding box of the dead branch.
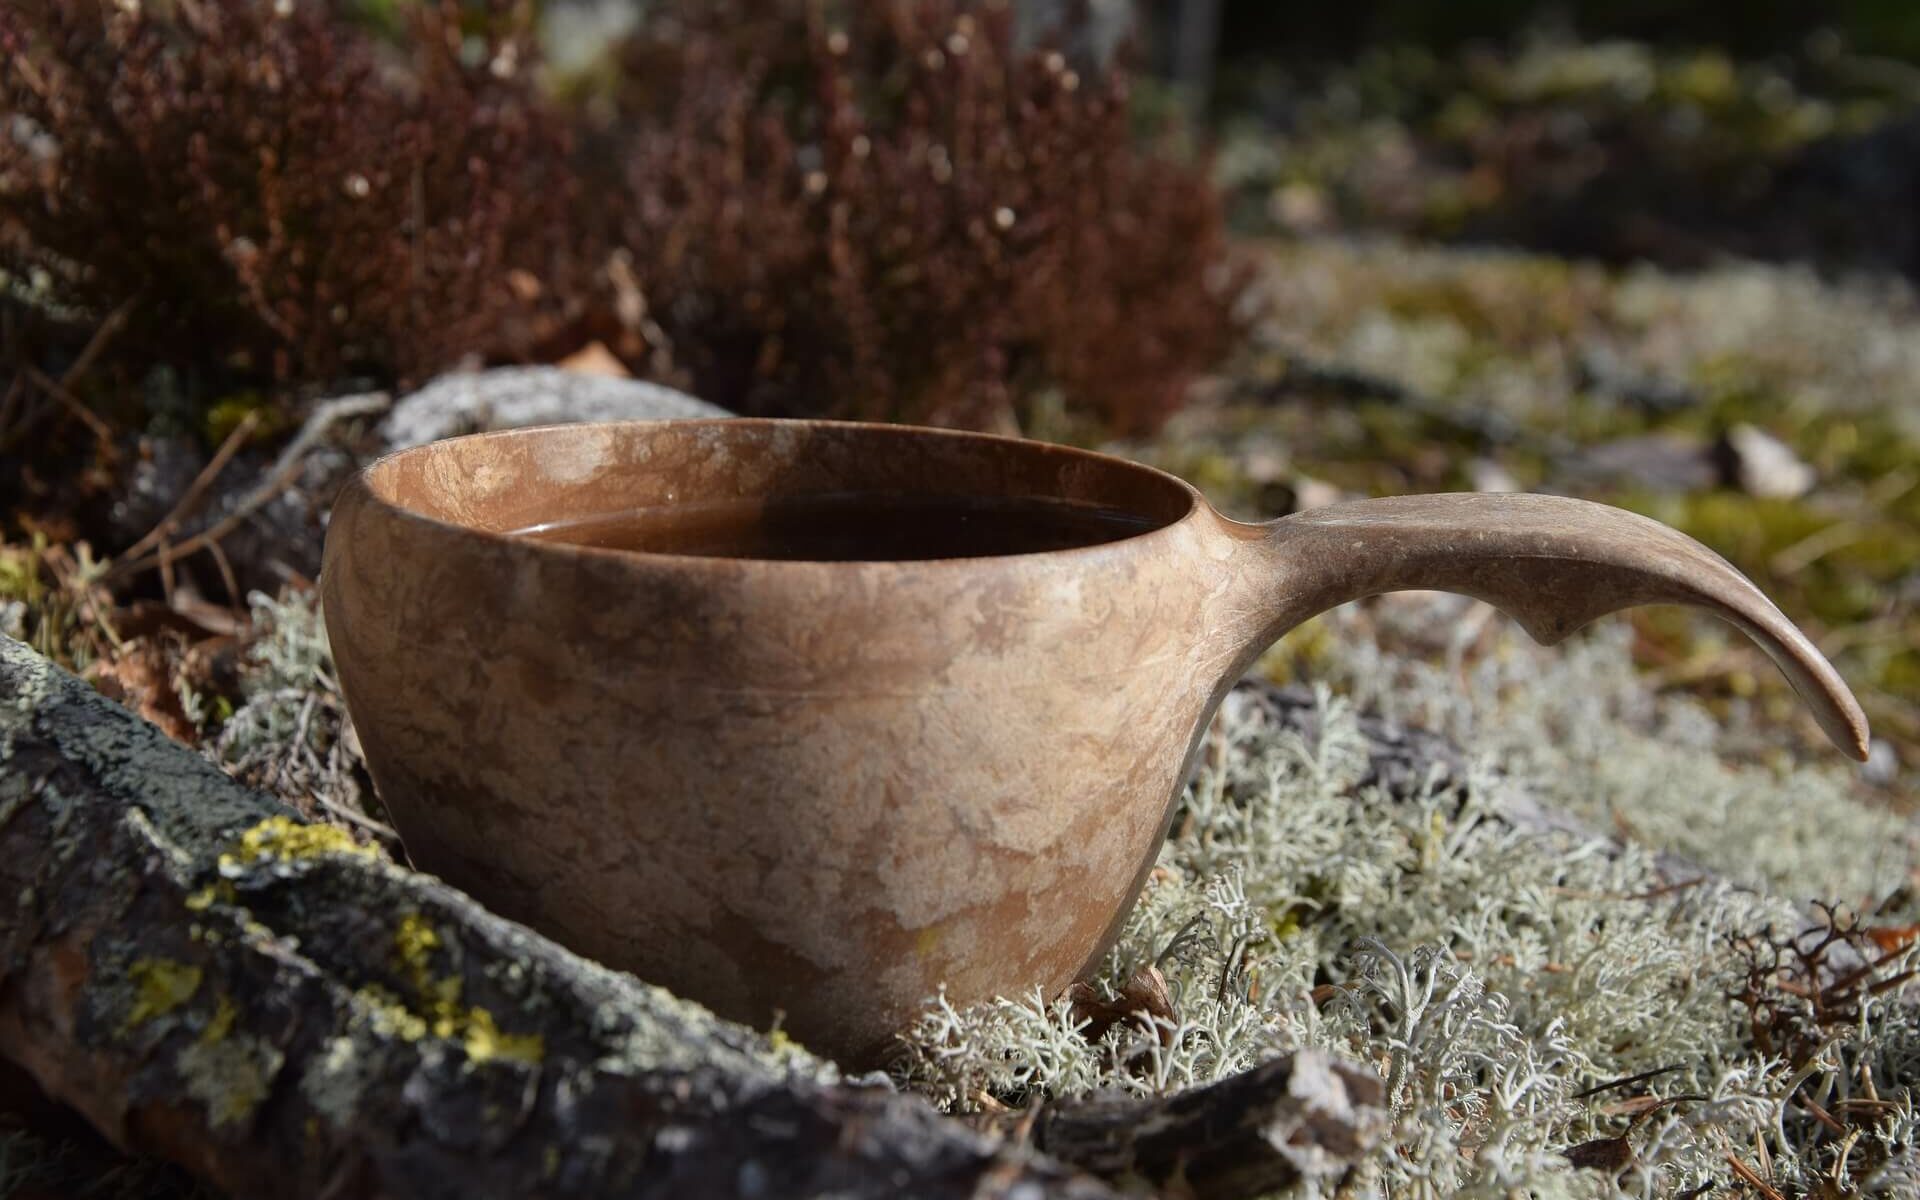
[0,634,1385,1199]
[109,392,390,585]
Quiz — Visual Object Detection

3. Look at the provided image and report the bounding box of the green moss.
[1255,614,1337,684]
[1630,492,1827,566]
[0,539,47,608]
[1657,50,1738,108]
[198,391,285,449]
[0,533,114,669]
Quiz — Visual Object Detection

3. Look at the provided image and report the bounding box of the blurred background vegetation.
[1,0,1915,787]
[4,5,1917,1194]
[1218,1,1920,65]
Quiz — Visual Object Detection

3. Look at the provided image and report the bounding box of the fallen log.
[1014,1052,1387,1198]
[0,634,1387,1199]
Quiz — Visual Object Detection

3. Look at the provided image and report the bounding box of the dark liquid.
[511,493,1164,561]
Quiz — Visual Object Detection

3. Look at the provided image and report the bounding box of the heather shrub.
[2,0,1242,440]
[0,0,578,393]
[607,0,1244,430]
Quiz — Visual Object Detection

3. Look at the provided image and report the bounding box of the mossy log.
[0,635,1387,1199]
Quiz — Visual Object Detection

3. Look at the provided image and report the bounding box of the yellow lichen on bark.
[124,958,203,1029]
[461,1008,545,1066]
[383,913,545,1064]
[218,815,378,875]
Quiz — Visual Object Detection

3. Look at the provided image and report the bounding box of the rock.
[103,396,389,600]
[379,367,728,452]
[1863,738,1901,789]
[1715,423,1816,499]
[106,434,206,548]
[1268,475,1350,514]
[555,341,631,379]
[207,441,361,593]
[1555,433,1717,493]
[1468,457,1521,493]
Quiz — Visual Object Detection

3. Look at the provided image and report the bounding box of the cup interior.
[361,419,1197,562]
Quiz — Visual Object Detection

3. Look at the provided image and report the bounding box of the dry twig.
[108,392,388,585]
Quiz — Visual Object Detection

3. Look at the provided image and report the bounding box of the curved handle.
[1234,493,1868,760]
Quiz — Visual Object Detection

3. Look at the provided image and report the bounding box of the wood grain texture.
[0,635,1129,1200]
[323,419,1867,1064]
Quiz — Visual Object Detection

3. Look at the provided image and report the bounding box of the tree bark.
[1014,1051,1387,1199]
[0,635,1387,1199]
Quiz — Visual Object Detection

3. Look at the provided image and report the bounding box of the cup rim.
[345,417,1213,571]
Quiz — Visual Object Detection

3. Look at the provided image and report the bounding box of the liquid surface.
[510,493,1166,561]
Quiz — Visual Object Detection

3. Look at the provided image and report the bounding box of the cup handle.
[1239,492,1868,760]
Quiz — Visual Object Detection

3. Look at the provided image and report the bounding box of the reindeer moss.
[895,623,1920,1196]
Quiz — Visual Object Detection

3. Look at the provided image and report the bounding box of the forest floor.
[3,27,1918,1200]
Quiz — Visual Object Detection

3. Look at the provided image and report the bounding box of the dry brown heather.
[0,0,580,387]
[0,0,1242,435]
[607,0,1244,430]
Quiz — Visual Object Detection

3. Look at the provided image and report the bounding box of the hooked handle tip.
[1240,493,1868,761]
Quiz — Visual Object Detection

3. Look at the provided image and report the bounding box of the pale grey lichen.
[1250,238,1920,438]
[210,590,378,832]
[176,1034,285,1130]
[894,615,1919,1196]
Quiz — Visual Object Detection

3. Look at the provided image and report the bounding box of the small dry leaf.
[505,268,543,302]
[88,639,197,745]
[1865,923,1920,954]
[1598,1094,1670,1118]
[1068,964,1176,1045]
[558,340,630,379]
[1565,1135,1633,1172]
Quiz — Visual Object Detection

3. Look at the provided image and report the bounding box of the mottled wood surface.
[0,634,1389,1199]
[0,634,1116,1199]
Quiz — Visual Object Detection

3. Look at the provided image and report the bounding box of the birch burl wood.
[322,419,1868,1065]
[0,635,1386,1200]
